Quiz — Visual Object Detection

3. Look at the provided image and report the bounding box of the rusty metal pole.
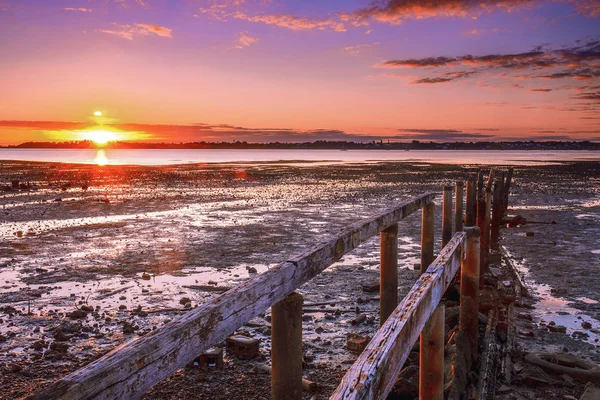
[420,304,445,400]
[460,227,480,362]
[465,176,476,226]
[420,202,435,274]
[491,179,503,250]
[380,223,398,326]
[271,292,303,400]
[454,181,464,233]
[442,185,453,248]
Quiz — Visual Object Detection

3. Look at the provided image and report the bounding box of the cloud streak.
[98,23,173,40]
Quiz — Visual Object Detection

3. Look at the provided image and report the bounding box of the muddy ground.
[0,160,599,399]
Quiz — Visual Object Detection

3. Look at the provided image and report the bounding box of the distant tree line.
[2,140,599,150]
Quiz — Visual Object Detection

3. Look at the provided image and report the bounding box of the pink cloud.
[98,23,173,40]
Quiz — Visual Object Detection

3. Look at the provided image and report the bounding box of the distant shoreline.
[1,140,599,151]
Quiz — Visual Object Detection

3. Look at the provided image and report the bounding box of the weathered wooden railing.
[30,193,435,400]
[31,167,513,400]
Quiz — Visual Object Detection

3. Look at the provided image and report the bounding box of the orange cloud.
[98,23,173,40]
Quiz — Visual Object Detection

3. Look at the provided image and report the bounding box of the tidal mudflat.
[0,160,598,399]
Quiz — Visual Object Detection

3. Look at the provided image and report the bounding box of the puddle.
[505,248,600,344]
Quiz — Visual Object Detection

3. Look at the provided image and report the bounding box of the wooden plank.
[330,232,466,400]
[30,192,436,400]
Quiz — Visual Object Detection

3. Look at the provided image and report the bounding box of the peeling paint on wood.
[29,193,436,400]
[330,232,466,400]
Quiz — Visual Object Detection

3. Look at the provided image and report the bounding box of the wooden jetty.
[30,168,514,400]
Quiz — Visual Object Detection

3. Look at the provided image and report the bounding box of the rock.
[31,340,47,351]
[548,325,567,333]
[582,321,592,329]
[68,309,88,319]
[561,373,575,387]
[7,363,22,373]
[508,215,527,227]
[350,314,366,326]
[179,297,191,306]
[246,266,258,274]
[50,341,69,353]
[361,282,379,293]
[80,305,94,312]
[315,326,324,334]
[118,305,127,310]
[347,333,370,353]
[123,322,137,334]
[226,335,260,359]
[141,272,151,280]
[54,328,71,342]
[525,232,535,237]
[516,312,533,321]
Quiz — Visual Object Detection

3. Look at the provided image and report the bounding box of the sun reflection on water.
[94,149,108,166]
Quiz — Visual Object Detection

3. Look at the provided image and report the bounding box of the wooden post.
[271,292,303,400]
[442,185,453,248]
[460,227,480,362]
[420,202,435,274]
[484,183,492,270]
[503,167,514,213]
[491,179,503,250]
[454,181,464,233]
[380,223,398,326]
[420,304,445,400]
[465,176,476,226]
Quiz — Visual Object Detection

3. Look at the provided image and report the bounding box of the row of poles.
[270,168,513,400]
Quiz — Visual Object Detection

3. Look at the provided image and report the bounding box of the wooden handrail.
[30,192,436,400]
[330,232,466,400]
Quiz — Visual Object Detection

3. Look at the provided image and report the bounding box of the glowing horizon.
[0,0,598,145]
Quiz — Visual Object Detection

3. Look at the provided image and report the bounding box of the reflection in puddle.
[505,248,600,344]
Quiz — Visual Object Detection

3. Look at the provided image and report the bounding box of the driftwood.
[30,193,435,400]
[330,232,466,400]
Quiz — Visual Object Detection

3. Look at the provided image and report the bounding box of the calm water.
[0,149,599,165]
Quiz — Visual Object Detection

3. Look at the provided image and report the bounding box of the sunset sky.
[0,0,599,145]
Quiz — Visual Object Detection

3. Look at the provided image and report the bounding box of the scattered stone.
[548,325,567,333]
[80,305,94,312]
[315,326,324,334]
[179,297,191,306]
[246,266,258,274]
[31,340,47,351]
[507,215,527,227]
[350,314,366,326]
[50,341,69,353]
[141,272,151,280]
[7,363,22,373]
[361,282,379,293]
[54,328,71,342]
[226,335,260,359]
[68,309,88,319]
[582,321,592,329]
[118,305,127,310]
[525,232,535,237]
[347,333,370,353]
[123,322,137,334]
[391,365,418,398]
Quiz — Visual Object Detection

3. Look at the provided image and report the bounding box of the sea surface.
[0,148,599,165]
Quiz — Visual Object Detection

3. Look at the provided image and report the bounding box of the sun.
[83,130,118,145]
[93,111,103,117]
